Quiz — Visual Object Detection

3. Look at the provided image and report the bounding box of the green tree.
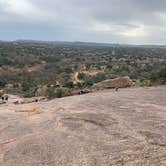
[0,80,7,88]
[158,67,166,82]
[64,81,74,88]
[22,81,30,92]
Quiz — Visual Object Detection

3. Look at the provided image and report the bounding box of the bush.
[75,82,84,88]
[90,73,106,83]
[13,83,20,88]
[64,81,74,88]
[83,79,93,87]
[150,67,166,84]
[47,87,66,99]
[22,82,30,92]
[158,67,166,82]
[78,73,86,80]
[0,80,7,88]
[23,85,38,98]
[55,88,63,98]
[64,67,72,74]
[107,64,112,69]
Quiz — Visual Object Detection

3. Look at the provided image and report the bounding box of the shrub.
[90,73,106,83]
[64,67,72,74]
[13,83,20,88]
[0,80,7,88]
[22,82,30,91]
[64,81,74,88]
[55,88,63,98]
[107,64,112,69]
[158,67,166,82]
[78,73,86,80]
[150,67,166,84]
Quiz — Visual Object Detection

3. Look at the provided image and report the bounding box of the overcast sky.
[0,0,166,44]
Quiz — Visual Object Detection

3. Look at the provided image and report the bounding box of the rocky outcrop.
[93,76,135,90]
[14,96,46,104]
[0,86,166,166]
[35,85,48,97]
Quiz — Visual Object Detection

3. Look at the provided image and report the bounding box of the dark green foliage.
[0,80,7,88]
[84,79,93,87]
[46,87,70,99]
[64,67,73,74]
[158,67,166,80]
[22,81,30,92]
[73,64,78,70]
[55,88,63,98]
[150,67,166,84]
[64,81,74,88]
[46,87,56,99]
[0,57,13,66]
[75,82,83,88]
[21,79,37,97]
[78,73,106,86]
[13,83,20,88]
[23,88,37,98]
[77,73,86,80]
[107,64,112,69]
[90,73,106,83]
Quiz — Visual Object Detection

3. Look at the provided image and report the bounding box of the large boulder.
[35,85,48,96]
[93,76,135,90]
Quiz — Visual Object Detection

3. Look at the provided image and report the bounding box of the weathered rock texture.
[0,86,166,166]
[93,76,134,90]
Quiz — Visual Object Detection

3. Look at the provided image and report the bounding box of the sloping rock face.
[93,76,134,90]
[0,86,166,166]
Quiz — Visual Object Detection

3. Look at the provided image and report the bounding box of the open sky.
[0,0,166,44]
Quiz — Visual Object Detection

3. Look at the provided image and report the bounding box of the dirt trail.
[73,72,83,84]
[0,86,166,166]
[72,69,105,84]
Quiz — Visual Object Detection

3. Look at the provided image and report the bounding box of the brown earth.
[73,72,83,84]
[0,86,166,166]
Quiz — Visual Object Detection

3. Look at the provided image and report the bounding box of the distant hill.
[4,40,166,49]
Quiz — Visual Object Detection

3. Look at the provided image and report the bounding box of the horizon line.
[0,39,166,47]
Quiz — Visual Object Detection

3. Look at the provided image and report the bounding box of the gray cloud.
[0,0,166,44]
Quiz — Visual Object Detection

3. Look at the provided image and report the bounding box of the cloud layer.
[0,0,166,44]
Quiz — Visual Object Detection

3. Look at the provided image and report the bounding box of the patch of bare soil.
[0,86,166,166]
[72,72,83,84]
[25,64,44,73]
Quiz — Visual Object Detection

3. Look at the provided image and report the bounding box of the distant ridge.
[0,39,166,49]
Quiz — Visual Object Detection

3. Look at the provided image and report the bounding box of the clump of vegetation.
[150,67,166,84]
[158,67,166,83]
[0,80,7,88]
[46,87,71,99]
[64,81,74,88]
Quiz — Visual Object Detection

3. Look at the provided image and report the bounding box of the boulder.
[35,85,47,96]
[14,96,46,104]
[93,76,134,90]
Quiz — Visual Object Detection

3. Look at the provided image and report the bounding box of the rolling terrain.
[0,86,166,165]
[0,41,166,98]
